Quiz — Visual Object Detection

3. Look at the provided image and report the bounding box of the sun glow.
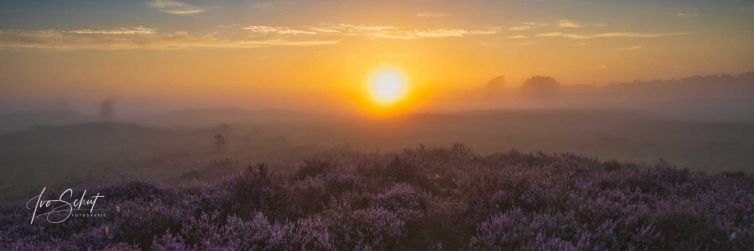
[369,67,408,105]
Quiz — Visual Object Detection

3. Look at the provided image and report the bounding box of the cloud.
[509,26,529,31]
[329,24,394,33]
[0,23,503,50]
[536,32,691,40]
[285,24,394,35]
[675,9,699,18]
[68,26,156,35]
[243,24,395,36]
[557,19,582,28]
[369,32,414,40]
[239,24,498,40]
[506,35,528,39]
[243,26,317,35]
[509,22,547,31]
[413,29,469,38]
[0,28,338,50]
[309,27,342,33]
[148,0,205,15]
[242,24,463,37]
[615,45,642,51]
[469,27,500,35]
[229,39,339,47]
[417,12,449,18]
[371,27,499,40]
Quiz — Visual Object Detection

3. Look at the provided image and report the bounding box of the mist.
[2,71,754,199]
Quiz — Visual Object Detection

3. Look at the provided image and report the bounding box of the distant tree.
[521,76,560,99]
[99,99,115,121]
[485,75,506,98]
[214,133,226,152]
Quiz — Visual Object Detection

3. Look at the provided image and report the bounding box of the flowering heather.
[2,146,754,250]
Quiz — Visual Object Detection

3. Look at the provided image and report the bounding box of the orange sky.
[1,0,753,114]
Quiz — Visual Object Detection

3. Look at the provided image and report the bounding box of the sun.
[368,67,408,105]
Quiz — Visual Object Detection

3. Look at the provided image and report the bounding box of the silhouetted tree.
[99,99,115,121]
[214,133,226,151]
[521,76,560,99]
[485,75,506,98]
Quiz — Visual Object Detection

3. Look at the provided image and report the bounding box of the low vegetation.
[2,145,753,250]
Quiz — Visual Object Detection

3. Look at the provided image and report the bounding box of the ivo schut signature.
[26,187,106,224]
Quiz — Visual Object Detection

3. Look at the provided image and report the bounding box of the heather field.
[3,145,753,250]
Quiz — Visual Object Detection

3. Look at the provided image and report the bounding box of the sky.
[0,0,753,113]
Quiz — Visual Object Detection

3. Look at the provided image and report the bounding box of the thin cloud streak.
[0,29,338,50]
[0,23,690,50]
[69,27,156,35]
[0,22,502,50]
[509,22,547,31]
[371,28,498,40]
[675,9,700,18]
[244,26,317,35]
[242,24,499,40]
[417,12,449,18]
[557,19,582,28]
[537,32,691,40]
[148,0,205,15]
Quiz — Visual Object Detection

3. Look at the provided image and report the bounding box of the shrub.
[330,207,406,250]
[3,146,754,250]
